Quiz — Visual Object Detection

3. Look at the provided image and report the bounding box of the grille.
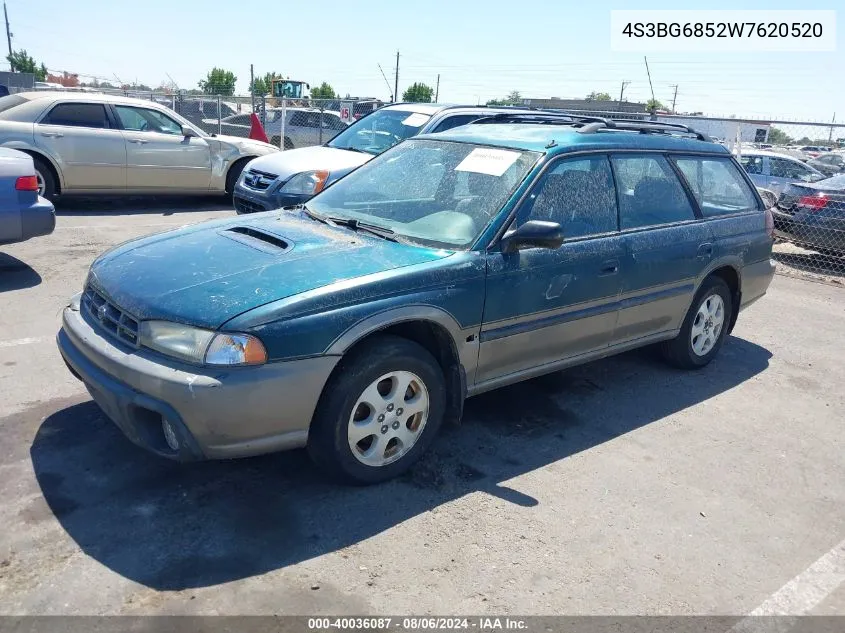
[242,169,278,191]
[82,285,140,347]
[233,196,267,214]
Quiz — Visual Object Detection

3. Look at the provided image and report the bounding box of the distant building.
[655,115,771,143]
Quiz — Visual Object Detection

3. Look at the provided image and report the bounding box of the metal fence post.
[280,98,287,150]
[217,95,222,136]
[318,101,324,145]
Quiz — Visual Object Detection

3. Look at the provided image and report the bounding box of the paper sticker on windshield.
[401,113,430,127]
[455,148,521,177]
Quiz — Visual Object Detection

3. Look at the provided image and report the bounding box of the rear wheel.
[33,157,57,202]
[662,276,732,369]
[307,335,446,485]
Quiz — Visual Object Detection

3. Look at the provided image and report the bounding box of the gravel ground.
[0,198,843,616]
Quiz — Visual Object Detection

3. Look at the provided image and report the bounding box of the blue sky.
[9,0,843,121]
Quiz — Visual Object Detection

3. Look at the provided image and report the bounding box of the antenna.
[377,63,393,101]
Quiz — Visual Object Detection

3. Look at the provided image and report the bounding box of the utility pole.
[250,64,255,114]
[670,84,678,113]
[435,73,440,102]
[617,80,630,111]
[393,50,399,104]
[644,56,656,119]
[4,2,13,71]
[829,112,836,143]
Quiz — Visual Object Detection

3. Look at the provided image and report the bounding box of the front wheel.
[307,335,446,485]
[662,276,733,369]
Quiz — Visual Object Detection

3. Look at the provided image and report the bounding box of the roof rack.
[470,111,711,141]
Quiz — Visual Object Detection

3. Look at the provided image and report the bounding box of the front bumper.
[233,181,310,214]
[57,304,339,461]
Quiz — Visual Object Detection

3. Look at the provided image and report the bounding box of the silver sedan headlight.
[138,321,267,366]
[279,170,329,195]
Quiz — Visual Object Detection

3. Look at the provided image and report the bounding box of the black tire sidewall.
[225,160,248,194]
[679,278,733,367]
[309,338,446,484]
[33,159,56,201]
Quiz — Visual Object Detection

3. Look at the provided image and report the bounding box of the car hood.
[244,145,373,181]
[88,211,451,328]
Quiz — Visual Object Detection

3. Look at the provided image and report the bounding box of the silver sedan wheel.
[347,371,430,467]
[35,169,46,197]
[691,294,725,357]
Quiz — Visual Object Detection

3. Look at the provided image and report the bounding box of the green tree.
[6,50,47,80]
[646,98,665,112]
[402,82,434,103]
[310,82,336,100]
[586,91,612,101]
[767,128,793,145]
[486,90,522,106]
[199,68,237,95]
[252,72,282,97]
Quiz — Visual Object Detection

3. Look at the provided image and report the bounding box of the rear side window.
[611,155,695,229]
[740,155,763,175]
[0,95,26,115]
[674,157,758,217]
[43,103,110,129]
[431,114,481,133]
[770,157,810,179]
[524,156,618,239]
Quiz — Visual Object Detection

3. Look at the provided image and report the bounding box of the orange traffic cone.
[248,113,270,144]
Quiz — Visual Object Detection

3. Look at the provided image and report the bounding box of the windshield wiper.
[302,206,399,242]
[326,216,400,242]
[334,145,369,154]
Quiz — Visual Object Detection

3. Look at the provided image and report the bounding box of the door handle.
[128,138,149,144]
[598,259,619,276]
[40,132,64,138]
[697,243,714,259]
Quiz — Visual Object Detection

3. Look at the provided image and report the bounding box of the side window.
[288,111,308,127]
[305,112,322,128]
[611,155,696,229]
[431,114,480,134]
[523,156,618,239]
[115,106,182,135]
[770,158,808,179]
[43,103,110,129]
[323,113,346,130]
[674,157,758,217]
[739,155,763,175]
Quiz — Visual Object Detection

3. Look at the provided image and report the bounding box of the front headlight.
[280,170,329,195]
[138,321,267,366]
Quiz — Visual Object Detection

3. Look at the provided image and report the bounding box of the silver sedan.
[0,92,279,201]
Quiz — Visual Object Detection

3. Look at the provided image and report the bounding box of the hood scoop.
[220,226,293,254]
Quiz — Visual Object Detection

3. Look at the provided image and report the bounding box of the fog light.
[162,418,180,451]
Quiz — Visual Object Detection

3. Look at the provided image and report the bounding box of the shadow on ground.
[31,336,771,591]
[773,247,845,280]
[55,196,232,217]
[0,252,42,291]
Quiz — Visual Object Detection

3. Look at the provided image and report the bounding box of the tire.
[284,136,294,150]
[225,159,249,195]
[307,335,446,485]
[662,276,733,370]
[33,157,57,202]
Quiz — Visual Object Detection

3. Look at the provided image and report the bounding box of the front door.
[478,155,623,385]
[34,101,126,190]
[113,105,212,191]
[610,153,710,343]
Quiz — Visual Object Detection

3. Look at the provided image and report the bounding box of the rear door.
[113,104,212,191]
[611,153,711,344]
[767,156,823,195]
[34,101,126,190]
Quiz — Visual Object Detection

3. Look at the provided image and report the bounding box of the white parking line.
[0,336,51,349]
[732,538,845,630]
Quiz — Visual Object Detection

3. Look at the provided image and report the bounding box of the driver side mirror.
[181,125,197,138]
[501,220,564,253]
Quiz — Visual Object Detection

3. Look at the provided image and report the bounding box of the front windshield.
[328,108,432,155]
[308,139,540,249]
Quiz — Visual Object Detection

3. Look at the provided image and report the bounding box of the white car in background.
[736,149,827,196]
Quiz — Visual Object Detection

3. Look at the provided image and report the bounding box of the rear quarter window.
[0,94,27,116]
[674,156,759,217]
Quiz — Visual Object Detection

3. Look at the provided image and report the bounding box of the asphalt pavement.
[0,197,843,616]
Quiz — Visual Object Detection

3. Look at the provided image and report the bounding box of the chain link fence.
[14,86,845,283]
